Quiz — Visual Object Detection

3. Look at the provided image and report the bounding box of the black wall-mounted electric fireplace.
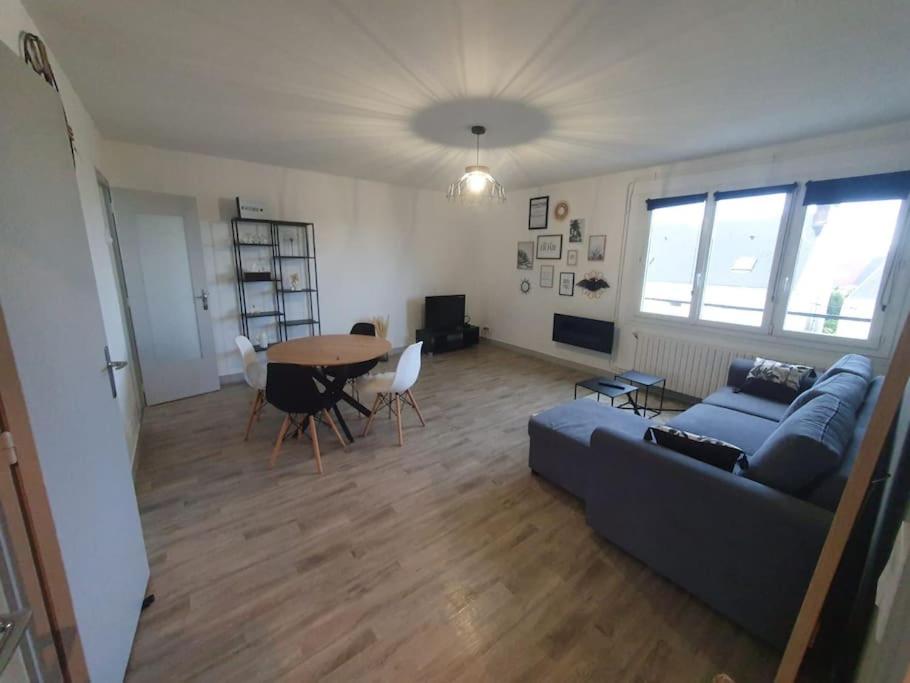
[552,313,614,353]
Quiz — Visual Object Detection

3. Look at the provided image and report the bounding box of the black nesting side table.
[574,377,641,415]
[615,370,667,418]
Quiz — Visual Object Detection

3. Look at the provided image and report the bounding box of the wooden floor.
[126,343,779,682]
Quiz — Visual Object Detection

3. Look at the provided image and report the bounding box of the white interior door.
[0,44,148,681]
[111,189,219,405]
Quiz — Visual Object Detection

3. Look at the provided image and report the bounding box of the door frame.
[97,173,144,408]
[111,188,220,406]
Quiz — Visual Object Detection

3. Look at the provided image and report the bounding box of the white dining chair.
[359,342,426,446]
[235,335,266,440]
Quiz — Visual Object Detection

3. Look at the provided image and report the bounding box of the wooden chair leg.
[296,413,303,440]
[361,393,383,437]
[308,414,323,474]
[406,389,426,427]
[269,414,291,468]
[244,390,262,441]
[395,393,403,447]
[323,409,347,450]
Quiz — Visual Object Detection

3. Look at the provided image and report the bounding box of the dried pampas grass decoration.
[370,315,389,339]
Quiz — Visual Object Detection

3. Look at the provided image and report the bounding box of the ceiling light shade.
[447,125,505,203]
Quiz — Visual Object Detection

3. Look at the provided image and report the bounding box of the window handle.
[879,256,901,311]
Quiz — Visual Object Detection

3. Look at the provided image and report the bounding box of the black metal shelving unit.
[231,217,321,352]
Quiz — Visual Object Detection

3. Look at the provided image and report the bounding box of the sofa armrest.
[727,357,754,388]
[586,426,832,647]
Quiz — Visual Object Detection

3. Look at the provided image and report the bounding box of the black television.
[552,313,614,353]
[425,295,465,331]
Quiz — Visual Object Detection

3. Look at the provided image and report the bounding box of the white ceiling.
[24,0,910,190]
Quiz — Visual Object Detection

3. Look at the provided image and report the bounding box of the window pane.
[640,202,705,317]
[784,199,902,340]
[699,193,787,326]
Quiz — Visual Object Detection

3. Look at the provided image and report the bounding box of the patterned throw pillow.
[645,425,745,472]
[739,357,816,403]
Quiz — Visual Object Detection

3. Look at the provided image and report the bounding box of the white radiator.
[631,333,759,399]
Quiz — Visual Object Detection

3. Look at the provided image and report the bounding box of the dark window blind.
[803,170,910,205]
[645,193,708,211]
[714,183,797,201]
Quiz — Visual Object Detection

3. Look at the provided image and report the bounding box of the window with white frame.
[782,176,908,341]
[640,171,910,346]
[640,194,706,318]
[699,186,793,327]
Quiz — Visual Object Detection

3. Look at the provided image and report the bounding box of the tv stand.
[416,325,479,354]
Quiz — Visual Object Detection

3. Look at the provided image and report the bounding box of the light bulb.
[467,172,487,193]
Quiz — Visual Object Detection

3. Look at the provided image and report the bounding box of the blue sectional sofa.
[527,354,883,648]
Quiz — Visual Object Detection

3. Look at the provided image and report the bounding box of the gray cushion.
[817,354,873,385]
[528,399,650,500]
[703,385,790,421]
[806,376,884,510]
[782,371,868,421]
[745,394,855,495]
[668,403,778,455]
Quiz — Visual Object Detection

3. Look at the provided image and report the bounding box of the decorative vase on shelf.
[258,331,269,349]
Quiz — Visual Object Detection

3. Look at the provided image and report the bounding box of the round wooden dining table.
[267,334,391,367]
[267,334,391,442]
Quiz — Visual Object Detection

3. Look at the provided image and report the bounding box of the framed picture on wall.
[529,196,549,230]
[559,272,575,296]
[567,249,578,266]
[540,265,554,288]
[569,218,585,243]
[588,234,606,261]
[517,241,534,269]
[536,234,563,260]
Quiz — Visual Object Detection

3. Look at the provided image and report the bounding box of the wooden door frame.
[97,172,144,409]
[0,307,89,682]
[776,312,910,681]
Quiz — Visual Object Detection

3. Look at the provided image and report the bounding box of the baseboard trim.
[220,372,245,386]
[484,338,620,377]
[484,338,697,406]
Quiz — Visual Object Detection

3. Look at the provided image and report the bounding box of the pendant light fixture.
[447,125,505,203]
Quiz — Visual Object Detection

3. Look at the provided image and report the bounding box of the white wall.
[0,0,142,460]
[101,142,476,378]
[471,121,910,379]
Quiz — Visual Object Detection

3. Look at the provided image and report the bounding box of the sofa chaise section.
[528,399,649,501]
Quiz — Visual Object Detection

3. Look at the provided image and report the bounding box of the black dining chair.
[266,363,346,471]
[346,321,380,378]
[326,322,380,400]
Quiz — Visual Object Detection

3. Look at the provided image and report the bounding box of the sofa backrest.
[744,394,857,495]
[781,371,868,421]
[816,353,873,385]
[804,375,885,511]
[726,357,754,388]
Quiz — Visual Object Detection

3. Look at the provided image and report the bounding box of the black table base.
[313,368,374,443]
